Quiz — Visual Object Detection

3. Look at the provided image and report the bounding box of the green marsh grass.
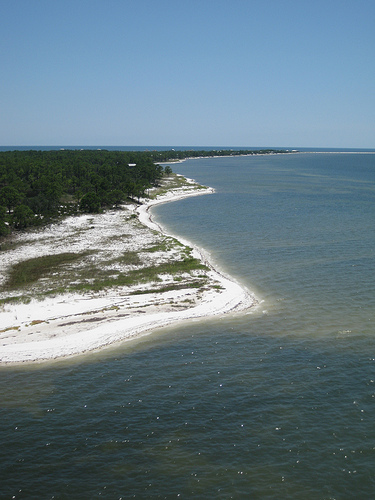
[4,252,91,290]
[69,256,209,293]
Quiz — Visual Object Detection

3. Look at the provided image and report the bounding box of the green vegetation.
[4,252,91,290]
[0,149,166,235]
[146,148,292,163]
[0,148,284,305]
[107,251,142,266]
[129,281,206,295]
[64,255,208,293]
[0,247,209,303]
[149,173,209,199]
[0,148,289,237]
[146,236,186,253]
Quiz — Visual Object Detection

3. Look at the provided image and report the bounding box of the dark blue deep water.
[1,152,375,499]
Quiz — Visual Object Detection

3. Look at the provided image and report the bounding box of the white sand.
[0,177,256,365]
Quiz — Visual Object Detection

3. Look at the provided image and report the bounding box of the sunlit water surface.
[1,152,375,499]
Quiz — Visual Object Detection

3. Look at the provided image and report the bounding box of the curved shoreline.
[0,181,256,366]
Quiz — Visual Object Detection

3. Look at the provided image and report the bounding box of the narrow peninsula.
[0,149,279,364]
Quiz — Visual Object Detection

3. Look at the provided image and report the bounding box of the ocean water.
[1,152,375,499]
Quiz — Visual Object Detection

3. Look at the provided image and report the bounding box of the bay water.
[1,152,374,499]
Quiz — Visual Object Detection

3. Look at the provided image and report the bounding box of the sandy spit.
[0,177,256,365]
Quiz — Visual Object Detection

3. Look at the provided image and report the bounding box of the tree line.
[0,148,289,236]
[145,148,291,162]
[0,149,170,236]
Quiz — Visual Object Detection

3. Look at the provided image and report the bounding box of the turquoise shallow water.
[1,152,375,499]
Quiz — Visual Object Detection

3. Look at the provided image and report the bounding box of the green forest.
[0,148,288,236]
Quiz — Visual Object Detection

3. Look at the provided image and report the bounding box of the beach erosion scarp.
[0,176,256,365]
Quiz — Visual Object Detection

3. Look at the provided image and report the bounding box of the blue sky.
[1,0,374,147]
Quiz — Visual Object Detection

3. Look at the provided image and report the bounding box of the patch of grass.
[43,287,67,297]
[66,256,209,293]
[139,256,208,279]
[146,242,170,253]
[149,174,207,199]
[0,295,31,306]
[106,234,131,242]
[0,239,26,251]
[0,325,20,333]
[130,281,205,295]
[4,252,91,291]
[146,236,184,253]
[0,233,209,301]
[108,251,141,266]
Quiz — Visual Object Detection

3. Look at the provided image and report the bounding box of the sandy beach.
[0,176,256,365]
